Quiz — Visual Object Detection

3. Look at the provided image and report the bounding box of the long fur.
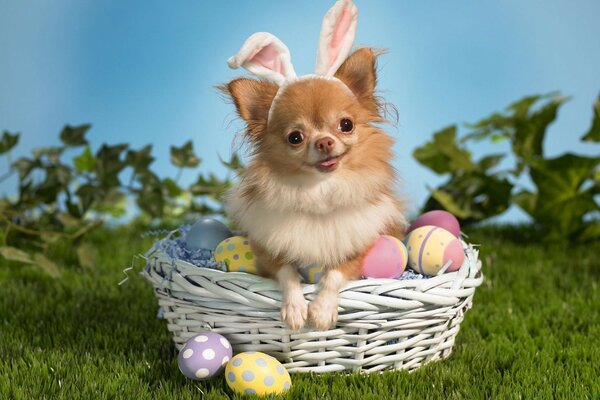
[222,48,407,330]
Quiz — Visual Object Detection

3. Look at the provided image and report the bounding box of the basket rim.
[143,239,483,314]
[144,238,482,290]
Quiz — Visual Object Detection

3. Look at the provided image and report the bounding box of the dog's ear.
[219,78,278,140]
[334,47,379,110]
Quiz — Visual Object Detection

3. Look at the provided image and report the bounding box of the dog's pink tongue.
[320,157,338,167]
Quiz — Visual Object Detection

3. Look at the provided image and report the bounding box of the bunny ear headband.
[227,0,358,119]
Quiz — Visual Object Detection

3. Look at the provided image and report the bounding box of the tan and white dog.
[221,0,407,331]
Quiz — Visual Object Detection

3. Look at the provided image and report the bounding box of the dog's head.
[220,0,396,190]
[223,47,395,179]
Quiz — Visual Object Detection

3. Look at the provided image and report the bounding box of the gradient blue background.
[2,1,599,221]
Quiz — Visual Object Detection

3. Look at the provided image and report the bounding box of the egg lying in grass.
[406,210,461,238]
[405,225,465,276]
[361,235,408,279]
[177,332,233,381]
[225,352,292,396]
[214,236,258,274]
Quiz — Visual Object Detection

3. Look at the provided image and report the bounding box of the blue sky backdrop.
[2,0,599,221]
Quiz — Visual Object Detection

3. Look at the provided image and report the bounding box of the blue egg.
[185,218,233,250]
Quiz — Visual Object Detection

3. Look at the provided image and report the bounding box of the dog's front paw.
[281,292,308,331]
[308,295,339,331]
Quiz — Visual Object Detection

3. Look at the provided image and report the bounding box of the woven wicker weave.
[143,237,482,373]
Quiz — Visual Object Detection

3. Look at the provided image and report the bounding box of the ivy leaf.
[0,246,34,264]
[220,153,245,173]
[56,212,81,229]
[73,145,96,173]
[136,181,165,218]
[36,165,73,204]
[92,188,127,217]
[163,178,183,197]
[478,154,505,171]
[0,131,19,154]
[507,95,543,118]
[189,173,229,198]
[12,157,40,180]
[511,95,569,168]
[578,222,600,242]
[60,124,90,147]
[32,147,64,163]
[136,190,164,218]
[95,144,128,186]
[581,94,600,142]
[77,242,97,269]
[424,172,513,225]
[413,126,476,174]
[136,169,161,187]
[125,145,154,173]
[512,190,536,218]
[530,153,598,201]
[34,253,61,278]
[490,133,508,143]
[463,112,512,143]
[429,189,473,220]
[39,232,61,245]
[170,141,200,168]
[190,201,217,215]
[524,153,599,239]
[76,184,104,213]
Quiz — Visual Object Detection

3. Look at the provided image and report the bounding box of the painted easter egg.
[298,263,324,284]
[185,218,233,251]
[405,225,465,276]
[214,236,258,274]
[225,352,291,396]
[406,210,461,238]
[177,332,233,381]
[362,235,408,279]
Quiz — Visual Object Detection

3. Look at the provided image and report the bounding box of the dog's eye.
[339,118,354,133]
[287,131,304,145]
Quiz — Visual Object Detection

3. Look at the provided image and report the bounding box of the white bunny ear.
[315,0,358,77]
[227,32,297,85]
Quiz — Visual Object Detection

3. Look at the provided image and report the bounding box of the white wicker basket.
[143,235,483,374]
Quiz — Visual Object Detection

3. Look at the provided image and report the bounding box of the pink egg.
[406,210,461,238]
[362,235,408,279]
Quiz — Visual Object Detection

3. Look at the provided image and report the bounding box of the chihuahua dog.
[221,0,406,331]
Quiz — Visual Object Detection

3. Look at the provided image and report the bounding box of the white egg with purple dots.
[177,332,233,381]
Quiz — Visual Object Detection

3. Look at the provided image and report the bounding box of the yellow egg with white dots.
[225,352,291,396]
[214,236,258,274]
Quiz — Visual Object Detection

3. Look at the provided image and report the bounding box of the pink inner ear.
[328,7,352,67]
[250,44,285,75]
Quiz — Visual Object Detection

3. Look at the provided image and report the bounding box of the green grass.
[0,225,598,399]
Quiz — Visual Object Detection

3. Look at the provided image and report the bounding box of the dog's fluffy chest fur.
[226,172,406,267]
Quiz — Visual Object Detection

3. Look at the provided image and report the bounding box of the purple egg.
[178,332,233,381]
[406,210,461,238]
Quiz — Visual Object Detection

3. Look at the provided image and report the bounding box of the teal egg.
[185,218,233,250]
